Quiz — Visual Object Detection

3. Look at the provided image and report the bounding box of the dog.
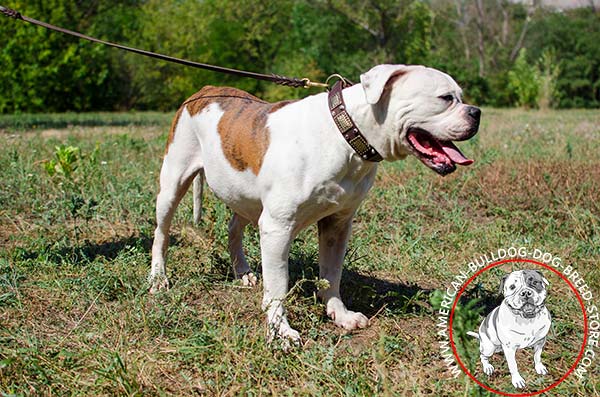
[467,270,551,389]
[149,64,480,345]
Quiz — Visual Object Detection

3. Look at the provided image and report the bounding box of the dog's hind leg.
[150,112,202,293]
[228,213,257,286]
[477,327,497,375]
[150,164,199,293]
[192,171,204,225]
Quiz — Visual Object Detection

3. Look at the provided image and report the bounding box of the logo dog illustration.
[467,270,551,389]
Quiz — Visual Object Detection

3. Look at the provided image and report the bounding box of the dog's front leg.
[502,345,526,389]
[532,338,548,375]
[258,212,300,347]
[317,214,369,330]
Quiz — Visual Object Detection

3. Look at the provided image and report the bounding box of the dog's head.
[360,64,480,175]
[499,270,549,318]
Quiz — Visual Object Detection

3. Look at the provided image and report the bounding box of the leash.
[0,5,328,89]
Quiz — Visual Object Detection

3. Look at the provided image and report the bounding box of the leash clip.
[325,74,354,90]
[300,77,328,89]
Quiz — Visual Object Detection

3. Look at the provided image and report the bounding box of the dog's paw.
[535,363,548,375]
[511,374,526,389]
[241,272,257,287]
[149,275,170,294]
[330,309,369,330]
[278,327,301,352]
[267,323,301,351]
[482,363,495,376]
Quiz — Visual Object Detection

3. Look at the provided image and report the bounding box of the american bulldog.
[150,64,480,345]
[467,270,552,389]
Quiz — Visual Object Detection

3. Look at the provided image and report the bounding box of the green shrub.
[43,145,79,179]
[508,49,541,108]
[508,48,561,109]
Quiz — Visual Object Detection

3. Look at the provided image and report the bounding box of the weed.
[43,145,80,179]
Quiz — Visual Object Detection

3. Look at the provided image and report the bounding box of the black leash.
[0,5,329,89]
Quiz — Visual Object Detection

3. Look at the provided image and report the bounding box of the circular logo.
[427,247,600,396]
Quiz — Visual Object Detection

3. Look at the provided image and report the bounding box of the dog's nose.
[520,289,532,298]
[467,106,481,123]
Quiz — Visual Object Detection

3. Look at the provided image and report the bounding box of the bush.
[508,48,561,109]
[508,49,541,108]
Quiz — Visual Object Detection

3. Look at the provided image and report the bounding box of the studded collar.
[328,80,383,162]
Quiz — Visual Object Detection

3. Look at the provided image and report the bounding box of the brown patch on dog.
[165,86,296,175]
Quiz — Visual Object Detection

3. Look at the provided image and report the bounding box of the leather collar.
[328,80,383,162]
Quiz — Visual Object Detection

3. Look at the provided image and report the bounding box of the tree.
[0,0,137,113]
[526,8,600,108]
[0,0,597,112]
[122,0,301,109]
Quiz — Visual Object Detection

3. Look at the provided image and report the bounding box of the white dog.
[149,64,480,344]
[467,270,551,389]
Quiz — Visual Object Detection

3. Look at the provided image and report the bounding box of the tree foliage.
[526,8,600,108]
[0,0,140,113]
[0,0,598,112]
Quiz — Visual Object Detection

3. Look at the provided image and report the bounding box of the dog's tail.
[466,331,480,339]
[192,170,204,225]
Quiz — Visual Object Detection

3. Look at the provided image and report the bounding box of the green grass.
[0,109,599,396]
[0,112,171,131]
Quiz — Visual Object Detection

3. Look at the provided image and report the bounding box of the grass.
[0,108,599,396]
[0,112,171,131]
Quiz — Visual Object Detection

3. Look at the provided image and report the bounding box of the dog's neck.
[340,84,410,162]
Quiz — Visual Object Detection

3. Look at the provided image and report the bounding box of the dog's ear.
[499,274,509,294]
[535,270,550,286]
[360,64,411,105]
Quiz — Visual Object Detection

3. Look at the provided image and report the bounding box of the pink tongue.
[440,141,474,165]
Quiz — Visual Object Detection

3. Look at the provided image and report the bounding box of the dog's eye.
[439,94,454,103]
[510,284,516,290]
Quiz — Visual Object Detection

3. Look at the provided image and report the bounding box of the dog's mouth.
[520,302,539,318]
[407,128,474,176]
[507,297,543,318]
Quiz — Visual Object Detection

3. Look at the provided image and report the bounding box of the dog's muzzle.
[405,105,480,176]
[517,302,542,318]
[508,287,545,318]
